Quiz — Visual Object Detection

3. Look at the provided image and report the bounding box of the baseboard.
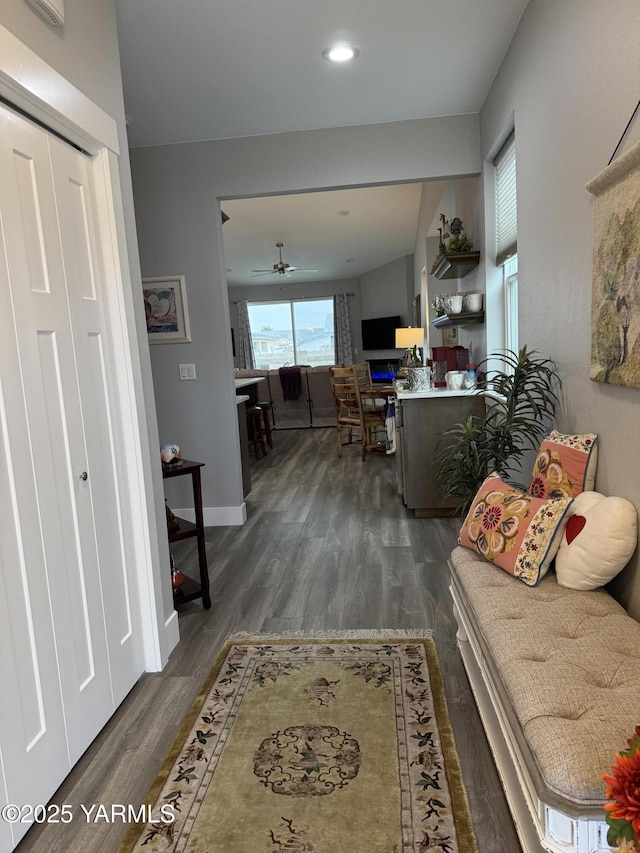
[162,608,180,664]
[174,503,248,526]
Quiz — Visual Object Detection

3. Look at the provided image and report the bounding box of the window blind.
[494,132,517,266]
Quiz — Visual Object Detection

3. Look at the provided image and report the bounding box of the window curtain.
[494,132,517,265]
[333,293,353,365]
[237,300,255,369]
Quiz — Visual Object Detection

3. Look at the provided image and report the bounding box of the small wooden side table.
[162,459,211,609]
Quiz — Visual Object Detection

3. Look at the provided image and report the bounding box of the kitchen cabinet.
[395,391,486,517]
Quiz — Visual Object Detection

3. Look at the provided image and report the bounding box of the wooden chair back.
[329,366,360,427]
[329,365,387,460]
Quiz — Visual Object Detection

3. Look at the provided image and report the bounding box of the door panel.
[0,101,141,843]
[0,113,73,843]
[2,109,114,767]
[49,135,138,706]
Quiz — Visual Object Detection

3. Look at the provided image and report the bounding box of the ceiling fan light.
[322,44,359,63]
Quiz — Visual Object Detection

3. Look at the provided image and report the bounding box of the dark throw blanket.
[279,366,302,401]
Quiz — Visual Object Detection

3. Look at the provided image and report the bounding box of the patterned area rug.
[120,633,477,852]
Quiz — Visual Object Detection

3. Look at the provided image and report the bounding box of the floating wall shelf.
[431,311,485,328]
[430,251,480,280]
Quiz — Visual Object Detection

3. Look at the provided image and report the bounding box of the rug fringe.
[227,628,433,640]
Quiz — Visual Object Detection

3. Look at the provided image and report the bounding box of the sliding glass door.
[247,299,335,369]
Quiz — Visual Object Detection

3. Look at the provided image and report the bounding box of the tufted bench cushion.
[449,544,640,811]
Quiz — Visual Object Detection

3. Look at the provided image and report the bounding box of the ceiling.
[220,184,424,286]
[114,0,528,286]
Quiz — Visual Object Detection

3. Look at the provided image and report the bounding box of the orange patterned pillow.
[529,431,598,500]
[459,473,573,586]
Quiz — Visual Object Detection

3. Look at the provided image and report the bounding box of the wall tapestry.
[587,141,640,388]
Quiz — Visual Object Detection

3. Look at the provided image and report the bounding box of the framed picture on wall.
[143,276,192,344]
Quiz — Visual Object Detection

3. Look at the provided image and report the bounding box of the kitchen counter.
[235,376,265,391]
[396,387,480,400]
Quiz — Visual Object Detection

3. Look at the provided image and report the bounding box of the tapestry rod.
[608,97,640,166]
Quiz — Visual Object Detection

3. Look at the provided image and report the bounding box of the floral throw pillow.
[459,473,573,586]
[529,430,598,500]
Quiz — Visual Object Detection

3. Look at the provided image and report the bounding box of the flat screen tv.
[361,315,402,350]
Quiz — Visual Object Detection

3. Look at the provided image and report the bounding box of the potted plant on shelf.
[430,214,480,279]
[434,347,561,515]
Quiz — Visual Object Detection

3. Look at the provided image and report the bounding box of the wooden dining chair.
[352,362,385,414]
[329,366,361,457]
[329,366,387,460]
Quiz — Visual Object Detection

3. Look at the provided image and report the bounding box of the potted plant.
[434,346,561,515]
[406,345,433,391]
[431,214,475,271]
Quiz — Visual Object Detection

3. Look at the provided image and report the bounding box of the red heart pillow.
[555,492,637,590]
[565,514,586,545]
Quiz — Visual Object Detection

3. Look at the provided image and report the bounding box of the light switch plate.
[179,363,196,380]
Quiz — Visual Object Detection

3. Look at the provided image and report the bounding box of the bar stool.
[246,404,267,459]
[256,401,274,448]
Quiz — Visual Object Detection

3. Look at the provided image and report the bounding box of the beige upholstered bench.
[449,544,640,853]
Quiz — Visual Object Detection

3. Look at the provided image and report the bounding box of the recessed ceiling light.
[322,44,359,63]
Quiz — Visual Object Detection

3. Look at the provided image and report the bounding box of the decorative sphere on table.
[160,443,182,464]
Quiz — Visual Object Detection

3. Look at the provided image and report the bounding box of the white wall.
[130,114,481,520]
[358,255,414,360]
[480,0,640,616]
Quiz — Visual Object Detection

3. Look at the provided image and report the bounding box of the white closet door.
[0,104,141,847]
[48,134,139,709]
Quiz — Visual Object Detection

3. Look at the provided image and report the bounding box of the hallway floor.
[16,427,520,852]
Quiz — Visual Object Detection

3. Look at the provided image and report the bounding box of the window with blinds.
[495,132,517,265]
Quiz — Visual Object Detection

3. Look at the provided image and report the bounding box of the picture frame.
[142,276,192,344]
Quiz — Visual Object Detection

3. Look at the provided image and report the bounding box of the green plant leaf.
[435,347,560,513]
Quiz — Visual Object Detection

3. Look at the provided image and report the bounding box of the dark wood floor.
[16,427,520,853]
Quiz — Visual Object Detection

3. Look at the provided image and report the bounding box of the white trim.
[176,503,248,527]
[164,608,179,636]
[0,23,119,155]
[504,255,519,357]
[91,151,172,670]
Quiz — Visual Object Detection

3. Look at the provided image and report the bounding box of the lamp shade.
[395,327,424,349]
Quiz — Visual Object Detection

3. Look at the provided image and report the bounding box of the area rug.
[120,631,477,852]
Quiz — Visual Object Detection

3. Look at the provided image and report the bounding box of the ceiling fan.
[251,242,318,277]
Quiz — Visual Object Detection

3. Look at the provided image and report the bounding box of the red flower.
[482,505,503,531]
[603,730,640,839]
[530,476,547,498]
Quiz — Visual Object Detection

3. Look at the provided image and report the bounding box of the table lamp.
[395,327,424,367]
